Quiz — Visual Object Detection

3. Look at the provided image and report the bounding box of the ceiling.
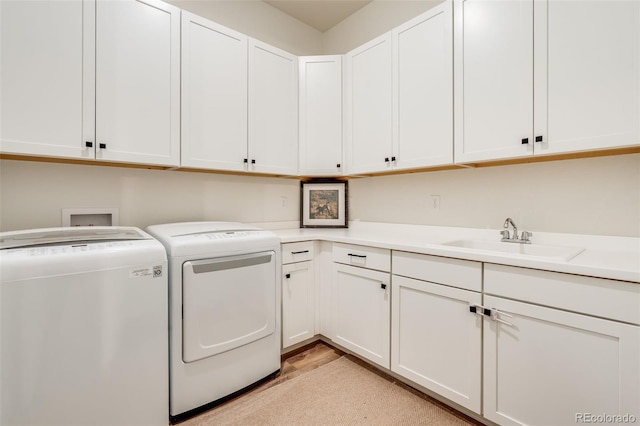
[263,0,373,32]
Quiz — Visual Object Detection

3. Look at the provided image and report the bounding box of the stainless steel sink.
[441,240,584,261]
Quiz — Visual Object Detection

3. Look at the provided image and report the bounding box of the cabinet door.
[298,56,343,177]
[483,295,640,426]
[282,261,315,348]
[95,0,180,166]
[0,0,94,159]
[534,1,640,155]
[333,263,390,368]
[345,33,393,174]
[393,1,453,171]
[181,12,248,171]
[391,276,482,413]
[248,39,298,176]
[454,0,533,163]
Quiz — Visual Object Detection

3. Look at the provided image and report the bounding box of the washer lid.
[0,226,150,250]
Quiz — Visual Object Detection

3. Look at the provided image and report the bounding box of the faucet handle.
[500,230,510,241]
[521,231,532,242]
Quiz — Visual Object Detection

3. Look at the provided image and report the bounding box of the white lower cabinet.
[391,276,482,413]
[391,251,483,413]
[281,242,315,349]
[333,251,391,368]
[483,264,640,426]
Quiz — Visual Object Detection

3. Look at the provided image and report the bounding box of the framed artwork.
[300,180,348,228]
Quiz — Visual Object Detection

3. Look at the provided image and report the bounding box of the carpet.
[183,356,475,425]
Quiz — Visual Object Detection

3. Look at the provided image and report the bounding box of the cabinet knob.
[336,163,341,168]
[85,141,93,148]
[285,273,291,279]
[384,157,390,163]
[251,159,256,164]
[535,135,543,143]
[380,283,387,290]
[99,143,107,149]
[391,156,396,161]
[244,158,248,163]
[521,138,529,145]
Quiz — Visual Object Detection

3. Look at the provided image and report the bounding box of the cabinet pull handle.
[285,273,291,279]
[535,135,543,143]
[251,159,256,164]
[380,283,387,290]
[521,138,529,145]
[291,250,309,255]
[336,163,341,168]
[244,158,248,163]
[99,143,107,149]
[347,253,366,258]
[384,157,390,163]
[470,304,513,326]
[85,141,93,148]
[391,156,396,161]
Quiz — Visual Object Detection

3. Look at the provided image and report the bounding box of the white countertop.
[269,222,640,283]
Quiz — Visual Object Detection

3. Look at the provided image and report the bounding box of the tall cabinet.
[454,0,640,163]
[0,0,180,166]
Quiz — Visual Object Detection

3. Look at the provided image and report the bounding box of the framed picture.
[300,180,348,228]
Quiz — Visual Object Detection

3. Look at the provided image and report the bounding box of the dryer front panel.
[182,251,276,363]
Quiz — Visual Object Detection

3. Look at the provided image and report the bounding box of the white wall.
[322,0,443,54]
[349,154,640,237]
[0,160,300,232]
[166,0,323,55]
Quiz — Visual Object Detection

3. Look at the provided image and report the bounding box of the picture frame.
[300,180,348,228]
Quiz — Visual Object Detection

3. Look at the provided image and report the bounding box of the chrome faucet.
[501,218,532,244]
[503,217,519,240]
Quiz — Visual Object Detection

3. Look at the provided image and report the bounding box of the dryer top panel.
[146,222,279,257]
[0,226,151,250]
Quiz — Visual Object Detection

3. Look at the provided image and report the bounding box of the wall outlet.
[430,195,441,210]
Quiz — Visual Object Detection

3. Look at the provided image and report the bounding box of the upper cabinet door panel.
[248,40,298,176]
[345,33,393,175]
[534,0,640,155]
[181,11,248,171]
[299,56,343,176]
[0,0,94,159]
[96,0,180,166]
[454,0,533,163]
[393,1,453,170]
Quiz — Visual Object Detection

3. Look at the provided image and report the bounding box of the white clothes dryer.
[0,227,168,426]
[145,222,281,420]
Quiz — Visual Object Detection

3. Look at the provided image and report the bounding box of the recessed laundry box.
[145,222,281,421]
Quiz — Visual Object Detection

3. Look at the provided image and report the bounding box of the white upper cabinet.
[298,56,343,176]
[454,0,533,163]
[345,33,394,175]
[0,0,94,159]
[455,0,640,163]
[393,1,453,171]
[248,39,298,176]
[0,0,180,167]
[96,0,180,166]
[534,0,640,155]
[181,12,248,171]
[345,2,454,175]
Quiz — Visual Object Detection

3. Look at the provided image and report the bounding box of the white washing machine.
[0,227,169,426]
[145,222,281,420]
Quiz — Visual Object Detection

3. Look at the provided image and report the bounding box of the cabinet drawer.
[332,243,390,272]
[485,264,640,325]
[392,251,481,292]
[282,241,314,264]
